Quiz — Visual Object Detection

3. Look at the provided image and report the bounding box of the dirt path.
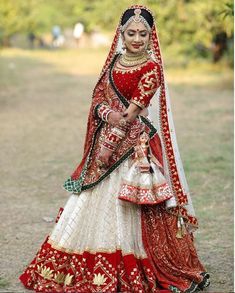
[0,48,233,292]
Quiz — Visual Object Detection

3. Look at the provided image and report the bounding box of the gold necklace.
[119,52,149,67]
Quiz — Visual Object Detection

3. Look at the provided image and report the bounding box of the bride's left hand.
[97,146,113,168]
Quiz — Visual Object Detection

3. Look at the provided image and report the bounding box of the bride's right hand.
[107,111,131,127]
[139,108,148,117]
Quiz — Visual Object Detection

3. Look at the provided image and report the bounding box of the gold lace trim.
[120,179,167,189]
[47,237,147,259]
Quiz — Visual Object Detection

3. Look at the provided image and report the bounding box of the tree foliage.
[0,0,233,62]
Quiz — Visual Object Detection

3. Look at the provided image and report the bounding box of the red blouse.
[94,58,163,166]
[112,59,161,109]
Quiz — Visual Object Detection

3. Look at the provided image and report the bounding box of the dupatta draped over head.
[64,5,198,233]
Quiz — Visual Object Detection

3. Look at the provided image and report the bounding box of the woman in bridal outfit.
[19,5,210,293]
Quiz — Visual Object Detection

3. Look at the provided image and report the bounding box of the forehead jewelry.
[133,8,141,22]
[120,9,152,33]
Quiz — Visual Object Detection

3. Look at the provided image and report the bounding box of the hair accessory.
[133,8,142,23]
[120,6,153,33]
[120,16,151,33]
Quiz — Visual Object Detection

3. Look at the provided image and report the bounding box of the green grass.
[0,276,9,288]
[0,47,233,292]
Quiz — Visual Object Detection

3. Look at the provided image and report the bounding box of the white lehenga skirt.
[19,154,210,293]
[49,158,147,257]
[19,158,160,293]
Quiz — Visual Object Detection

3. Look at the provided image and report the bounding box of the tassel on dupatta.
[176,215,187,239]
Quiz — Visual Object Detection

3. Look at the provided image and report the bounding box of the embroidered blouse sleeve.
[130,62,161,109]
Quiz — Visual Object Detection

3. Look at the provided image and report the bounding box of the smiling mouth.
[132,44,143,48]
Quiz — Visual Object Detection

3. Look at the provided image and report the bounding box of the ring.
[119,118,126,127]
[97,159,106,168]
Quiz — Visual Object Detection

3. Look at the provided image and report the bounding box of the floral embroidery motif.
[54,272,66,284]
[64,273,73,286]
[37,264,54,280]
[36,264,74,285]
[92,273,108,286]
[20,237,158,292]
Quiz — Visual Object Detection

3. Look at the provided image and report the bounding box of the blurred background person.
[73,21,84,47]
[51,25,64,48]
[27,31,36,49]
[211,31,228,62]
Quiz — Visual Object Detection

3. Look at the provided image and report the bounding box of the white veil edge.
[148,23,197,221]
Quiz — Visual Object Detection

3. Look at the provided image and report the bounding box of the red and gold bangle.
[102,140,117,152]
[97,103,114,122]
[111,127,126,139]
[101,126,127,152]
[102,108,114,122]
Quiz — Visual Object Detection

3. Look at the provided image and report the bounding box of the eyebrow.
[127,29,147,32]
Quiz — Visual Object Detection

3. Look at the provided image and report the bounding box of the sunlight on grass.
[1,48,233,83]
[1,48,107,76]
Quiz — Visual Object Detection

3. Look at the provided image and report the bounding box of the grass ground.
[0,48,233,292]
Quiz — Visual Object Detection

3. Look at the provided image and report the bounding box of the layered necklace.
[119,51,149,67]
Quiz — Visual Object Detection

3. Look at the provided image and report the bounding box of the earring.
[122,42,126,50]
[146,34,152,51]
[144,43,150,50]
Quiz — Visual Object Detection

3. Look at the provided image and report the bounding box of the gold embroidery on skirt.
[47,237,146,259]
[93,273,108,286]
[36,264,74,285]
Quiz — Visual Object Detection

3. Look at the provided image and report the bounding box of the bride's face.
[123,21,150,54]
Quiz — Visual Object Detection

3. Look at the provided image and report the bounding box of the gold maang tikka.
[120,8,152,33]
[133,8,142,22]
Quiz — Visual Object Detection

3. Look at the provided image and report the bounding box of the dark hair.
[121,8,154,28]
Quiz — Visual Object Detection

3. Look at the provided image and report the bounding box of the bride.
[19,5,210,292]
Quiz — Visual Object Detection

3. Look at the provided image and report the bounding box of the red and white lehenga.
[19,5,210,293]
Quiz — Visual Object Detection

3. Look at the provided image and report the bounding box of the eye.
[140,32,147,37]
[127,32,134,37]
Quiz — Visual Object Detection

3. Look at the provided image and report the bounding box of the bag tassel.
[176,216,186,238]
